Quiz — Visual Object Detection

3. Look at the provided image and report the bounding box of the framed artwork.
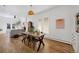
[56,18,64,29]
[12,24,15,29]
[76,13,79,33]
[7,23,11,29]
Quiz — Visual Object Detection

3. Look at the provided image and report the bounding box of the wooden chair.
[37,35,45,52]
[27,35,33,46]
[32,34,45,52]
[21,33,33,46]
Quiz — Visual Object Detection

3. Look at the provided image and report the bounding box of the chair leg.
[27,39,30,46]
[37,41,41,52]
[22,39,23,42]
[22,37,25,42]
[41,41,45,46]
[22,36,27,44]
[33,41,36,51]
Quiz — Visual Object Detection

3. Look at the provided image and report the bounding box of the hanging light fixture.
[28,5,35,16]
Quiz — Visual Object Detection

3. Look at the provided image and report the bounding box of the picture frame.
[56,18,64,29]
[7,23,11,29]
[76,13,79,33]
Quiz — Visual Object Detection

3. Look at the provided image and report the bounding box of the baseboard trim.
[45,37,71,45]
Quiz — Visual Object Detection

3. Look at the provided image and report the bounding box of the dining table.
[21,32,45,52]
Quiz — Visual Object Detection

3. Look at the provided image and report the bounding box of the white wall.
[31,6,79,44]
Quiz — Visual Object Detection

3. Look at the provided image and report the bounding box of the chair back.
[39,34,45,40]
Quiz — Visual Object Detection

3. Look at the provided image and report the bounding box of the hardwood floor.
[0,33,74,53]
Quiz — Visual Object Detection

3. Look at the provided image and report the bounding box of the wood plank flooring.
[0,33,74,53]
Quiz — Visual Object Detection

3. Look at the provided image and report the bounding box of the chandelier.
[28,5,34,16]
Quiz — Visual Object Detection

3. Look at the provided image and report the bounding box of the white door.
[38,17,49,34]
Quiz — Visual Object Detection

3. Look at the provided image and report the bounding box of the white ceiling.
[0,5,56,18]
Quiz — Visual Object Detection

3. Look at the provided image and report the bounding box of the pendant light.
[28,5,34,16]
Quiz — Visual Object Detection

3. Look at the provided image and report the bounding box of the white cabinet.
[72,33,79,52]
[76,34,79,52]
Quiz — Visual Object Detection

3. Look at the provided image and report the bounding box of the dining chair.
[37,34,45,52]
[27,35,33,46]
[32,34,45,52]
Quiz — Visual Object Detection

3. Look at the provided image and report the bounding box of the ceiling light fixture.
[28,5,34,16]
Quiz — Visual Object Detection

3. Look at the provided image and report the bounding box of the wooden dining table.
[22,32,44,52]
